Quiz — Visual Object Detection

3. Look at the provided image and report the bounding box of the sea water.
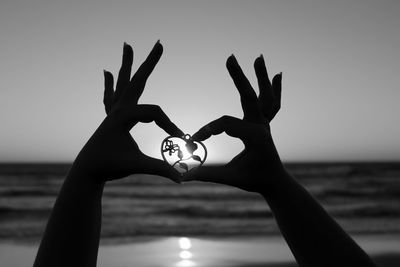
[0,163,400,242]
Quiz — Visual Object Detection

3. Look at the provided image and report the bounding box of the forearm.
[34,164,105,267]
[261,168,376,267]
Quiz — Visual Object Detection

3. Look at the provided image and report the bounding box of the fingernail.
[260,54,264,59]
[123,42,128,48]
[155,39,161,48]
[103,69,106,75]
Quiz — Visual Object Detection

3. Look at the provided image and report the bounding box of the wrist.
[257,164,292,197]
[68,159,106,188]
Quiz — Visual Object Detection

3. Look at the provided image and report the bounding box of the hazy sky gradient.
[1,0,399,162]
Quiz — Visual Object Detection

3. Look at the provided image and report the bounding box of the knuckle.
[111,106,125,116]
[263,98,275,110]
[152,105,163,116]
[103,96,111,104]
[112,104,130,115]
[267,95,276,105]
[220,115,231,123]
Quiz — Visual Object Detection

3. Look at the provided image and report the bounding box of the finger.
[128,105,184,137]
[114,43,134,101]
[182,165,235,187]
[261,73,282,121]
[192,115,252,142]
[254,55,274,105]
[129,40,163,103]
[226,55,261,122]
[270,72,282,120]
[138,155,182,183]
[255,56,276,122]
[103,70,114,115]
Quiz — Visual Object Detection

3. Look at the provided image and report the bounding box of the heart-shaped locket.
[161,134,207,174]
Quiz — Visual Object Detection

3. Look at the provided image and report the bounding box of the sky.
[0,0,399,163]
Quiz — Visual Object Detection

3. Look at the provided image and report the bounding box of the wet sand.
[1,235,400,267]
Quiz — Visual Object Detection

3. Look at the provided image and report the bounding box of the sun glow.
[180,145,192,160]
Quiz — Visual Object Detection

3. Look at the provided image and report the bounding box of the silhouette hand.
[73,42,183,182]
[183,55,283,192]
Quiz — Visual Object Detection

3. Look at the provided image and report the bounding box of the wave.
[0,206,50,218]
[157,206,273,218]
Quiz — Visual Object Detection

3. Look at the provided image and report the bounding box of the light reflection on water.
[179,250,192,259]
[177,259,195,267]
[177,237,196,266]
[179,237,192,250]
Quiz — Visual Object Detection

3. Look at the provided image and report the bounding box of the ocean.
[1,162,400,243]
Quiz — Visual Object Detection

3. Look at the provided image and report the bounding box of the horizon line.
[0,161,399,165]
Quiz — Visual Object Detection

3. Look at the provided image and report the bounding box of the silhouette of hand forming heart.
[75,41,184,183]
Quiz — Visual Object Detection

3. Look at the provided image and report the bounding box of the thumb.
[136,155,182,184]
[182,164,234,187]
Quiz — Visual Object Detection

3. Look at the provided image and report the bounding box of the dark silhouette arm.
[184,55,377,267]
[261,169,376,267]
[33,167,105,267]
[34,41,183,267]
